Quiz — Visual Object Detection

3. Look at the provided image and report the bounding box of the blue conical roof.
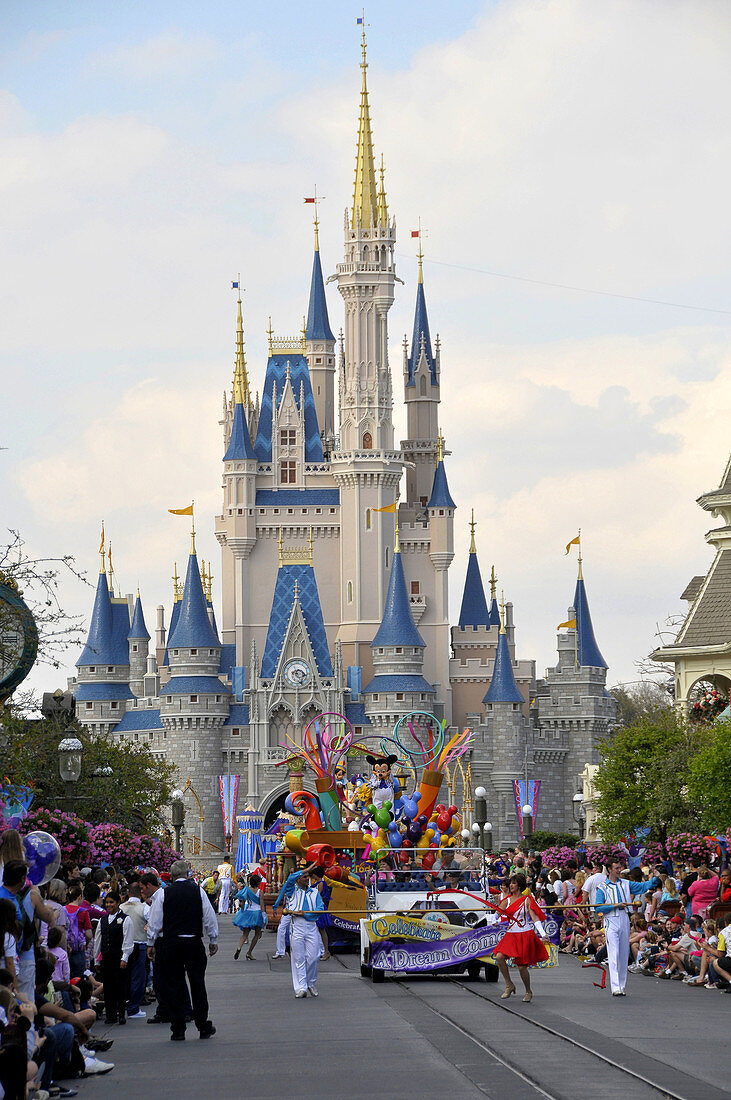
[305,249,334,341]
[574,576,608,668]
[77,572,118,666]
[483,629,524,704]
[406,279,437,386]
[224,400,256,461]
[427,459,456,509]
[372,550,425,648]
[167,553,220,649]
[254,353,323,462]
[128,594,150,640]
[261,563,333,678]
[489,597,501,627]
[458,553,490,628]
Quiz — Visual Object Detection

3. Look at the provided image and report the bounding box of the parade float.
[255,709,562,978]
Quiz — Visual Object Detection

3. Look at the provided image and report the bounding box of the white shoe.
[84,1056,115,1075]
[308,985,318,997]
[294,990,307,999]
[127,1009,146,1018]
[272,954,285,959]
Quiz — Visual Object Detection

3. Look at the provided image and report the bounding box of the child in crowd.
[47,925,71,984]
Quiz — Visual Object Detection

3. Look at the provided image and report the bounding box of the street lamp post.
[521,802,533,845]
[171,789,185,854]
[58,737,83,806]
[473,786,492,852]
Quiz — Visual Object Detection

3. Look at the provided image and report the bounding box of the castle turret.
[403,245,441,505]
[426,431,455,720]
[128,590,150,698]
[458,511,490,628]
[304,213,336,445]
[160,526,229,849]
[74,532,133,735]
[363,530,435,736]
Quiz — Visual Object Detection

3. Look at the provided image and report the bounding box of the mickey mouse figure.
[366,753,400,811]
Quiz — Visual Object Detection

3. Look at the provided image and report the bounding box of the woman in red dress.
[493,873,550,1003]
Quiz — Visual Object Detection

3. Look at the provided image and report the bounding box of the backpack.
[66,907,85,954]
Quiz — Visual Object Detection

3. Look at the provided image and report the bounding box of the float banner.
[365,914,560,973]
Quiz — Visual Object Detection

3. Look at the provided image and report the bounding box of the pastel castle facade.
[69,38,616,853]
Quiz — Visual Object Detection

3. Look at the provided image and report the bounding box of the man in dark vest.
[146,859,218,1040]
[92,890,134,1024]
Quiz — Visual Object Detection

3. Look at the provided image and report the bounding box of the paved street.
[83,919,728,1100]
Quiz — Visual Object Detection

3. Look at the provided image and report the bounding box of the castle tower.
[332,30,404,682]
[160,528,229,850]
[426,432,455,720]
[304,214,336,447]
[363,530,435,737]
[128,591,150,698]
[74,535,133,735]
[450,514,499,732]
[536,549,615,833]
[480,600,531,848]
[403,247,441,505]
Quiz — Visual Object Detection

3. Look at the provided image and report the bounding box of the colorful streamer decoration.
[218,774,240,839]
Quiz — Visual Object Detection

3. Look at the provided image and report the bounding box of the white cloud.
[87,30,221,82]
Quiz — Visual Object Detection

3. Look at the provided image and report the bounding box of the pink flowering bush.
[13,808,91,863]
[540,840,663,868]
[88,822,177,871]
[664,833,717,864]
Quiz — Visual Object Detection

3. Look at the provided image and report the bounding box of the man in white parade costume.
[595,858,659,996]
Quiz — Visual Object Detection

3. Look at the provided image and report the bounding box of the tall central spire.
[351,28,379,229]
[232,293,250,408]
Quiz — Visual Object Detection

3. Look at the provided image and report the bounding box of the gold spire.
[489,565,497,600]
[376,152,388,228]
[107,542,115,595]
[351,24,379,229]
[436,427,444,463]
[394,514,400,553]
[577,528,583,580]
[99,521,106,574]
[499,589,506,634]
[172,562,181,602]
[232,280,250,407]
[206,562,213,601]
[469,509,477,554]
[190,503,196,555]
[267,316,273,356]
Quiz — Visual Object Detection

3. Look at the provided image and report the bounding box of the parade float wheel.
[372,967,385,983]
[484,964,499,982]
[360,963,372,978]
[466,961,483,980]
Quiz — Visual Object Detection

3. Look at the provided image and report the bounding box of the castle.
[69,36,616,853]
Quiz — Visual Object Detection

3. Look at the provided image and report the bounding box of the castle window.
[315,357,322,364]
[302,508,308,514]
[149,732,153,740]
[355,726,362,735]
[190,648,197,655]
[395,647,402,654]
[107,666,114,673]
[216,696,221,702]
[232,728,240,736]
[89,666,95,673]
[86,702,93,710]
[209,650,215,656]
[190,695,198,703]
[347,581,353,603]
[238,508,243,515]
[287,508,294,514]
[316,508,322,514]
[280,461,296,484]
[132,644,138,652]
[362,431,373,449]
[411,581,420,595]
[396,693,404,700]
[365,508,371,530]
[273,508,279,514]
[330,508,335,514]
[173,650,179,656]
[372,694,379,701]
[420,497,427,507]
[439,509,444,516]
[111,701,118,709]
[280,429,296,447]
[385,547,390,568]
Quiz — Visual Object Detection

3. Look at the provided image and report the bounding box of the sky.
[2,0,731,700]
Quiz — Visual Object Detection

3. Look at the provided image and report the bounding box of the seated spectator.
[663,917,701,979]
[0,899,20,995]
[657,874,681,917]
[688,919,731,989]
[717,868,731,904]
[688,869,720,918]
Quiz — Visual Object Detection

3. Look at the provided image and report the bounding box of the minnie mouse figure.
[367,754,400,811]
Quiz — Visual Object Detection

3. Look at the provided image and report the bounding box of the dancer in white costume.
[285,870,324,998]
[216,856,235,914]
[595,859,659,996]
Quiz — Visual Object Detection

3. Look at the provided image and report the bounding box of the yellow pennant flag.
[565,534,580,555]
[169,504,194,516]
[372,502,397,514]
[558,618,577,630]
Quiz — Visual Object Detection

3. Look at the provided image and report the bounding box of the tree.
[0,707,175,831]
[0,529,89,670]
[609,681,672,727]
[594,710,702,842]
[685,718,731,832]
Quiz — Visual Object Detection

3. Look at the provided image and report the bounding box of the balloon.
[374,807,392,830]
[406,823,423,843]
[388,829,403,849]
[23,831,61,886]
[436,805,459,832]
[400,792,421,822]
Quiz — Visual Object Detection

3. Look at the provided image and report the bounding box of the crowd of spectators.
[0,828,175,1100]
[481,846,731,993]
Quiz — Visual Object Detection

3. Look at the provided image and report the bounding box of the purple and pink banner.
[513,779,540,838]
[218,775,240,838]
